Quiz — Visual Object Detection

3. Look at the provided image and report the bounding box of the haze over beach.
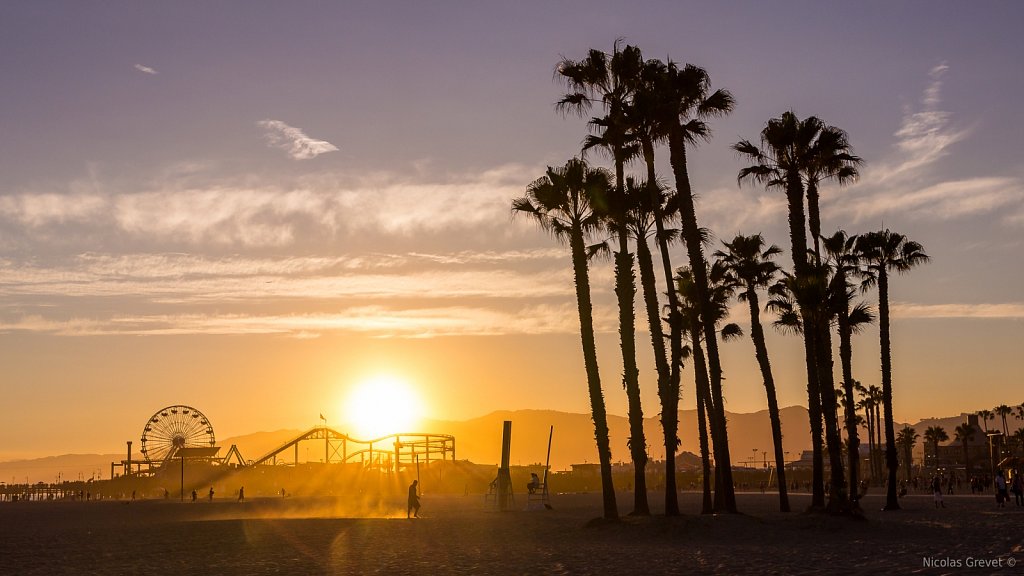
[1,1,1023,475]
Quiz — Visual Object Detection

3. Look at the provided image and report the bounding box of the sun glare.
[343,375,422,439]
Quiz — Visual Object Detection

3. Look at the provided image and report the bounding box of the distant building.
[923,415,993,475]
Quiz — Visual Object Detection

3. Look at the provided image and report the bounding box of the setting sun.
[343,375,422,439]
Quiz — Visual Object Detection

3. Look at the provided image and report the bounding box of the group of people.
[931,469,1024,508]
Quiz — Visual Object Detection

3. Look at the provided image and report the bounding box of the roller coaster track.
[250,426,455,472]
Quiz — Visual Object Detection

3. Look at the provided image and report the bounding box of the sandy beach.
[1,491,1021,575]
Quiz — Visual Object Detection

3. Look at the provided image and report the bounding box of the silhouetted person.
[527,473,540,494]
[995,470,1008,507]
[407,480,420,518]
[164,489,169,499]
[208,487,214,501]
[191,489,197,502]
[238,486,244,501]
[931,475,944,508]
[1012,472,1024,506]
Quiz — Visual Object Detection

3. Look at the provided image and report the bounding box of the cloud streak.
[826,63,1024,227]
[133,64,158,75]
[257,119,338,160]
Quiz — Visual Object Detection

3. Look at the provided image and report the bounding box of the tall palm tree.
[977,409,993,434]
[651,61,737,511]
[1012,428,1024,457]
[954,422,975,476]
[895,426,919,482]
[995,405,1013,437]
[857,229,930,510]
[626,55,687,515]
[511,158,618,519]
[924,426,948,469]
[823,230,873,501]
[715,233,790,512]
[856,383,875,482]
[673,262,742,513]
[734,112,847,511]
[558,42,648,515]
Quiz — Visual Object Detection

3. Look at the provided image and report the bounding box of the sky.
[1,1,1023,461]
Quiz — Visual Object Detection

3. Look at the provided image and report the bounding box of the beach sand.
[1,491,1020,575]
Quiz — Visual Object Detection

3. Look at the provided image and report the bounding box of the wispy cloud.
[257,119,338,160]
[133,64,158,75]
[892,302,1024,319]
[827,63,1024,226]
[0,164,535,247]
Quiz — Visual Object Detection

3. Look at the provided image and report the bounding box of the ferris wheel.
[140,405,216,463]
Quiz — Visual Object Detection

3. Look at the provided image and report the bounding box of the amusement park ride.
[113,404,456,478]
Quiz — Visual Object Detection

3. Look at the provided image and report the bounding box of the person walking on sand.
[931,474,944,508]
[1012,472,1024,507]
[208,487,214,501]
[191,489,197,502]
[995,470,1008,507]
[238,486,244,502]
[407,480,420,518]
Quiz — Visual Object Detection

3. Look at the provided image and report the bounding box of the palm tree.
[822,230,873,503]
[652,60,737,512]
[511,158,618,519]
[995,405,1012,437]
[626,56,687,515]
[558,42,648,515]
[924,426,949,469]
[977,409,993,434]
[856,383,875,482]
[673,262,742,513]
[715,233,790,512]
[895,426,919,482]
[858,229,930,510]
[954,422,976,476]
[734,111,847,511]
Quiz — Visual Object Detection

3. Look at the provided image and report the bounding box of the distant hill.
[6,408,1019,483]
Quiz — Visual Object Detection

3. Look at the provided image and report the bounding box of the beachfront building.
[923,415,990,475]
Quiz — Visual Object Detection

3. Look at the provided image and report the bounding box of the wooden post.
[498,421,513,511]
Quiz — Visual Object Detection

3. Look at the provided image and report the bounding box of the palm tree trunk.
[837,305,861,505]
[807,180,822,259]
[613,157,648,516]
[745,287,790,512]
[642,140,682,516]
[635,239,669,515]
[815,323,848,511]
[803,328,826,508]
[669,126,736,512]
[783,170,826,509]
[878,269,900,510]
[692,330,715,514]
[570,228,618,519]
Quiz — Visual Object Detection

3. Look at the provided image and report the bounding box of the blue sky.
[1,2,1023,458]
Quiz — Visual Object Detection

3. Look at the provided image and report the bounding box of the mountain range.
[4,408,1019,484]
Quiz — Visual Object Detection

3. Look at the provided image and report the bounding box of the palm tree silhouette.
[857,229,930,510]
[625,53,688,515]
[673,262,742,514]
[558,42,648,515]
[924,426,949,469]
[511,158,618,519]
[954,422,976,476]
[653,60,737,512]
[895,426,919,482]
[995,405,1012,437]
[734,111,848,511]
[977,409,993,434]
[715,233,790,512]
[822,230,874,500]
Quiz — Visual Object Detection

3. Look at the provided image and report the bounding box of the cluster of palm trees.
[511,41,929,518]
[921,404,1024,476]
